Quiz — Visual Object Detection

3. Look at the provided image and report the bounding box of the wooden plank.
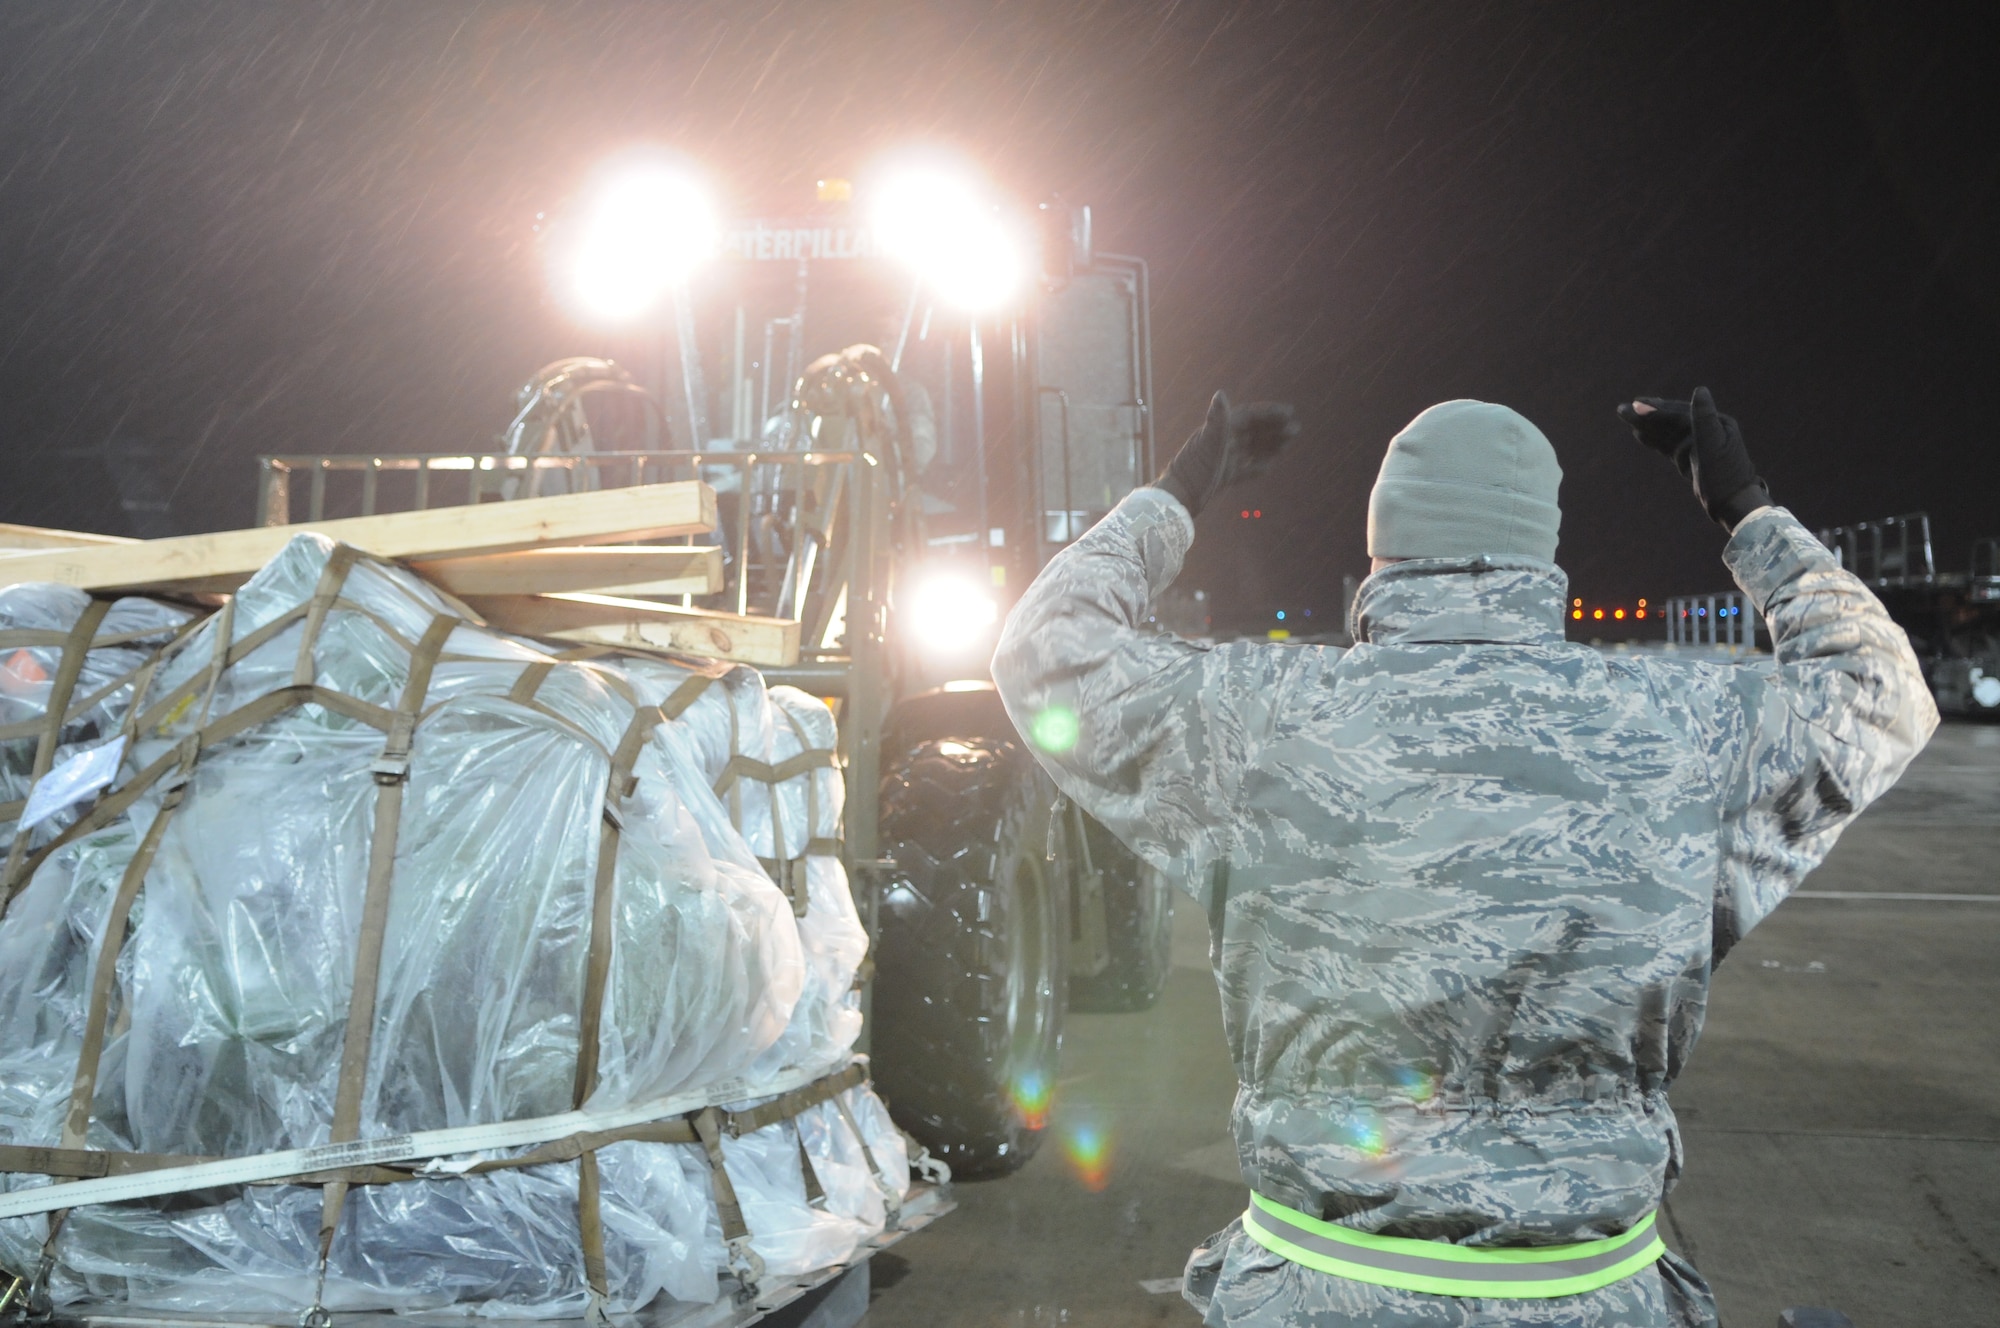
[466,592,800,668]
[0,523,135,552]
[409,546,722,597]
[0,484,716,594]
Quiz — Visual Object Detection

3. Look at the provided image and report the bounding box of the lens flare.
[1062,1122,1112,1192]
[1389,1064,1437,1103]
[1030,706,1079,753]
[1009,1072,1052,1130]
[1341,1107,1388,1158]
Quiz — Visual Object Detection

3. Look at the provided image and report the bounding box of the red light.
[1253,509,1262,518]
[1241,510,1250,519]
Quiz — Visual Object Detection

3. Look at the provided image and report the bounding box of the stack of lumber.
[0,484,801,667]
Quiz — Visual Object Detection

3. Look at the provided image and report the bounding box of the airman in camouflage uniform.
[991,391,1936,1326]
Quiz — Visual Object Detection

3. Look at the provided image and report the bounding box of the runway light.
[905,572,999,656]
[872,163,1027,311]
[563,158,718,324]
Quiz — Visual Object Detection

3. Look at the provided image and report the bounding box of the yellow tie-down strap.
[1242,1192,1666,1300]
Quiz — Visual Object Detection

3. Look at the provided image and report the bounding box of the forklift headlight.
[872,170,1026,312]
[906,573,1000,655]
[564,159,718,324]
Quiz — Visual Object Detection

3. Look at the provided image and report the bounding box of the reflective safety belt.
[1242,1192,1666,1300]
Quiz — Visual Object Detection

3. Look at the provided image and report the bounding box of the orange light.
[1593,609,1604,620]
[1636,598,1647,608]
[1573,598,1582,607]
[1572,609,1583,620]
[1636,609,1647,619]
[1614,608,1626,620]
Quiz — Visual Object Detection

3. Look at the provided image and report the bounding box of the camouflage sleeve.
[991,487,1298,894]
[1710,506,1939,956]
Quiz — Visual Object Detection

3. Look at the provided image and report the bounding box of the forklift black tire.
[1067,814,1175,1013]
[871,734,1068,1179]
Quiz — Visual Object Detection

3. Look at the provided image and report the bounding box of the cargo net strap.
[0,1062,876,1292]
[0,545,862,1316]
[715,702,841,919]
[0,1061,870,1196]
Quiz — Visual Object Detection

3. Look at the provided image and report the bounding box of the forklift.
[254,157,1175,1176]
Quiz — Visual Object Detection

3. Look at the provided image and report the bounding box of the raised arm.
[991,394,1300,888]
[1620,388,1938,958]
[1710,506,1937,954]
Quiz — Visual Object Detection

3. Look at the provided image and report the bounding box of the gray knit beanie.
[1366,400,1562,562]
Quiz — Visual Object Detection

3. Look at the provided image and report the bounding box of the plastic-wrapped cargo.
[0,534,909,1317]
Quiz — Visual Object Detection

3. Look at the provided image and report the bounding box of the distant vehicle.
[1817,513,2000,715]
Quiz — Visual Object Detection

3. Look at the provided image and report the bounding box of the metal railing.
[1662,591,1759,648]
[1972,537,2000,603]
[257,449,876,656]
[259,445,894,876]
[1816,513,1936,587]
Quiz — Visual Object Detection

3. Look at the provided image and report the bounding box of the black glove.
[1617,386,1771,530]
[1154,390,1300,519]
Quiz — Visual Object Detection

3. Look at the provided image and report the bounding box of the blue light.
[1276,610,1286,621]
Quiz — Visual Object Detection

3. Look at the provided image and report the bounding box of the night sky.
[1,2,1995,619]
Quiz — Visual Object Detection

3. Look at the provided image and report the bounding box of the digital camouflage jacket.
[991,487,1936,1327]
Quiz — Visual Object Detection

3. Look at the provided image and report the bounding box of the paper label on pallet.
[20,735,125,831]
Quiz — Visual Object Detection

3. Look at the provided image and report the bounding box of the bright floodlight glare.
[567,164,717,324]
[872,170,1026,312]
[906,572,1000,654]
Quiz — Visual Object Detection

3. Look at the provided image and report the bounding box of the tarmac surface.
[863,720,2000,1327]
